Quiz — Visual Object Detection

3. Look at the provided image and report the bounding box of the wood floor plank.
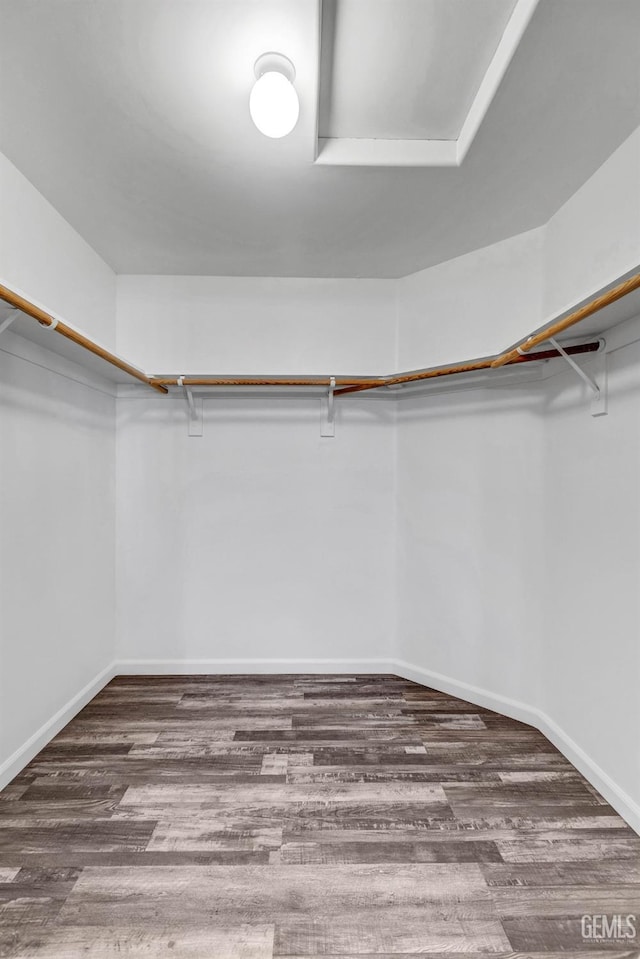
[1,923,275,957]
[55,863,492,925]
[0,673,637,957]
[279,838,503,864]
[497,836,640,863]
[272,915,512,955]
[120,782,449,804]
[481,861,640,886]
[502,916,640,953]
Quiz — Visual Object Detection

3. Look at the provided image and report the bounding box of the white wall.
[540,327,640,816]
[395,386,543,707]
[393,221,547,717]
[0,334,116,784]
[394,128,640,830]
[394,340,640,831]
[393,224,547,716]
[395,125,640,372]
[116,275,398,374]
[116,392,395,667]
[543,126,640,317]
[397,227,545,370]
[0,150,118,786]
[114,273,398,669]
[0,150,116,347]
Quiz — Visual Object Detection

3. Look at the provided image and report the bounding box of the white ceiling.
[319,0,517,140]
[0,0,638,278]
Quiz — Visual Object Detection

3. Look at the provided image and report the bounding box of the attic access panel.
[317,0,535,165]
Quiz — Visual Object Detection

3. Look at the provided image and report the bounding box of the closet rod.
[1,271,634,395]
[155,345,602,394]
[491,272,640,368]
[159,343,599,393]
[0,285,168,394]
[334,341,601,395]
[332,271,640,396]
[154,375,385,388]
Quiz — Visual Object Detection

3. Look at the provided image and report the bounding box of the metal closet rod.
[1,272,638,394]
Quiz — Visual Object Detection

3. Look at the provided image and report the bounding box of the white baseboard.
[534,711,640,837]
[116,658,396,675]
[393,659,540,727]
[393,658,640,836]
[0,661,117,791]
[2,655,637,836]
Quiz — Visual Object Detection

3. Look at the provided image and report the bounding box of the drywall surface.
[395,385,544,707]
[109,128,639,380]
[0,335,116,779]
[540,329,640,815]
[116,275,398,374]
[396,228,545,370]
[543,125,640,317]
[394,317,640,828]
[392,128,640,828]
[0,151,116,347]
[116,392,395,665]
[395,125,640,373]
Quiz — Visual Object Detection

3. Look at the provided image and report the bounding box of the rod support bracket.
[177,376,203,436]
[0,306,18,336]
[549,337,607,416]
[321,376,336,437]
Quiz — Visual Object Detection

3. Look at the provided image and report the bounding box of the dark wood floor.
[0,674,638,957]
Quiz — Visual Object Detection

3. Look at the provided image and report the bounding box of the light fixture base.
[254,52,296,83]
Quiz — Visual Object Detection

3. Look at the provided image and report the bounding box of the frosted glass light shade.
[249,71,299,139]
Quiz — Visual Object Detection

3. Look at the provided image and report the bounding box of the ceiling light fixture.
[249,53,299,139]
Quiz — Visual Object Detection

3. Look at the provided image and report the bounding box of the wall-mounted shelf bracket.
[321,376,336,437]
[0,306,18,336]
[548,337,607,417]
[177,376,203,436]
